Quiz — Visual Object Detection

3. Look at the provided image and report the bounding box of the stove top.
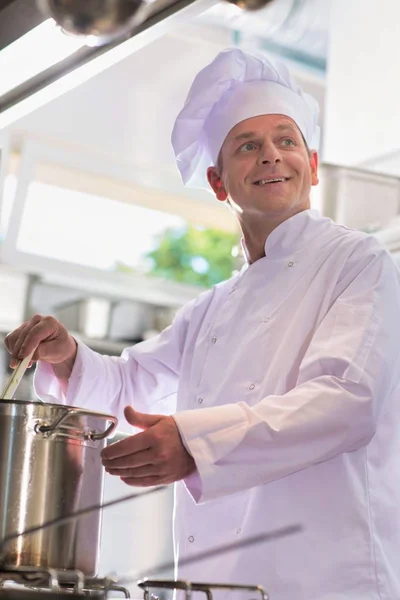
[0,567,269,600]
[0,565,130,598]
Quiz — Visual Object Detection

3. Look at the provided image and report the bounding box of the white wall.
[324,0,400,167]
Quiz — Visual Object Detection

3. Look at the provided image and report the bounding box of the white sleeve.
[34,298,196,423]
[174,247,400,503]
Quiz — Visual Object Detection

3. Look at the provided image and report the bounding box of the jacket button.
[249,384,255,390]
[212,337,217,344]
[236,528,241,534]
[188,536,194,543]
[197,398,203,404]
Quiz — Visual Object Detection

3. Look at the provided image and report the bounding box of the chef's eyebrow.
[232,123,300,142]
[275,123,301,135]
[232,131,257,142]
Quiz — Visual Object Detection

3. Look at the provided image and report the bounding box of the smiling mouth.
[253,178,289,186]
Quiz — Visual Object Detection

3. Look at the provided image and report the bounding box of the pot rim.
[0,398,116,421]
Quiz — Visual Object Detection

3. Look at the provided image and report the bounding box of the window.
[16,180,186,271]
[0,140,240,303]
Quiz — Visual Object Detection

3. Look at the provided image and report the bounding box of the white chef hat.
[171,48,320,189]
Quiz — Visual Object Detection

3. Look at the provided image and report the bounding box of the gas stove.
[0,567,269,600]
[0,565,130,598]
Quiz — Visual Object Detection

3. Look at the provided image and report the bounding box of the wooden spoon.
[1,350,37,400]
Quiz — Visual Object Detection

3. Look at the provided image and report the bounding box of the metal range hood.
[0,0,217,126]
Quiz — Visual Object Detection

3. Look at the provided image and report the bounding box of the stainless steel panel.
[0,400,117,576]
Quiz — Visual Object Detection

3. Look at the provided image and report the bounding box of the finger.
[10,321,38,360]
[124,406,162,430]
[18,318,58,359]
[11,357,35,370]
[106,464,160,478]
[120,475,161,487]
[102,449,153,469]
[4,321,28,353]
[101,430,151,461]
[9,315,43,359]
[31,340,54,362]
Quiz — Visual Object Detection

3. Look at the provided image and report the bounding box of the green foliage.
[145,225,240,287]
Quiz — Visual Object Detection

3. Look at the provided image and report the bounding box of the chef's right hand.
[5,315,77,370]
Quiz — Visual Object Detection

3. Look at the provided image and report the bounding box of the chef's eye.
[240,142,257,152]
[282,138,296,147]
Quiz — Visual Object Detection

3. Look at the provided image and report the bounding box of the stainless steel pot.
[0,400,117,576]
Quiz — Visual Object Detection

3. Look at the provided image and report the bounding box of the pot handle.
[35,409,118,441]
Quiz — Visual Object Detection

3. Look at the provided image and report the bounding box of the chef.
[5,48,400,599]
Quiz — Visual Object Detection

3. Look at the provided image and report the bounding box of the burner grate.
[0,566,130,598]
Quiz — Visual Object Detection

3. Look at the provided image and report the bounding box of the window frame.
[0,137,236,306]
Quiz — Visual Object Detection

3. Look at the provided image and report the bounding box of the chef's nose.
[257,142,281,165]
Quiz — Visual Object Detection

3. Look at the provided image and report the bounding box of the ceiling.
[198,0,330,73]
[1,0,329,203]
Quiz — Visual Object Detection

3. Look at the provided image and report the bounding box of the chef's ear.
[207,167,228,201]
[309,150,319,186]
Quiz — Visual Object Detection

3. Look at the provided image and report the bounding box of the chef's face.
[207,114,318,219]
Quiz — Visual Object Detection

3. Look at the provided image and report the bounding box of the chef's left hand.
[101,406,196,486]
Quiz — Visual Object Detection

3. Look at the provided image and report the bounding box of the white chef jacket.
[35,209,400,600]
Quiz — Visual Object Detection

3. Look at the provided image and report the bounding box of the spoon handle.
[1,350,35,400]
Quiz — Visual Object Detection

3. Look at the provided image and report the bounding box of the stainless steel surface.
[1,0,204,117]
[54,298,111,340]
[35,408,117,441]
[0,565,130,598]
[108,300,156,342]
[223,0,276,9]
[0,400,117,576]
[37,0,148,46]
[138,579,269,600]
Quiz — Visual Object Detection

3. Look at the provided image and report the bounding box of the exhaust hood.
[0,0,217,128]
